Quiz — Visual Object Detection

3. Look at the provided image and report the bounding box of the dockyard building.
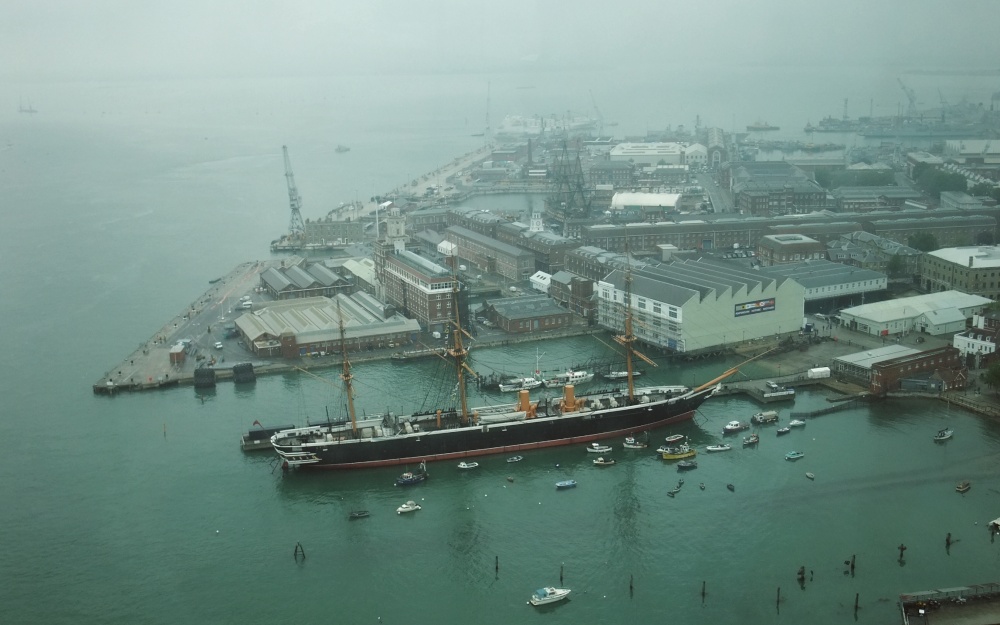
[756,234,827,266]
[597,258,806,353]
[944,140,1000,166]
[940,191,986,211]
[830,186,926,212]
[767,221,865,245]
[865,215,997,249]
[761,259,887,311]
[234,294,421,359]
[608,192,681,221]
[478,294,574,334]
[547,270,596,320]
[953,312,1000,369]
[259,259,352,300]
[564,246,649,283]
[905,151,944,178]
[444,225,536,282]
[920,246,1000,299]
[588,160,634,188]
[837,290,991,337]
[447,207,507,239]
[609,142,685,166]
[706,128,727,168]
[826,232,922,278]
[832,344,966,394]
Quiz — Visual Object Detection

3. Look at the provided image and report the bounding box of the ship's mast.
[447,277,475,424]
[337,301,357,434]
[613,237,657,400]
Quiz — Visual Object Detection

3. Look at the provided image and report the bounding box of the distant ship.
[804,116,860,133]
[494,113,597,139]
[335,145,350,153]
[18,99,37,114]
[746,121,779,131]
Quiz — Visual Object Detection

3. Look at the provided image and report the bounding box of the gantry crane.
[282,145,305,237]
[898,78,917,118]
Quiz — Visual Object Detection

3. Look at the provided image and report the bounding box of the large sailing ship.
[271,271,735,470]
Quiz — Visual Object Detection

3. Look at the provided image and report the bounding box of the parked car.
[214,341,224,350]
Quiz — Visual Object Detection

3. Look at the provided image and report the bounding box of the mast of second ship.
[615,237,657,401]
[337,301,358,435]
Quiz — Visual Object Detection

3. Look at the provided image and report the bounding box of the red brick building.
[870,346,967,395]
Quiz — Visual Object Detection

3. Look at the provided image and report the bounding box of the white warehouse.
[838,290,991,337]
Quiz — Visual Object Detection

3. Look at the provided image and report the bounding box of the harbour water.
[3,68,1000,624]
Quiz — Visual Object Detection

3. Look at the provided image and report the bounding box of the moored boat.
[705,444,732,452]
[555,480,577,490]
[789,419,806,427]
[457,461,479,470]
[506,455,523,463]
[396,500,421,514]
[750,410,779,425]
[956,480,971,493]
[348,510,370,519]
[665,434,686,444]
[271,264,737,471]
[785,451,805,461]
[395,461,429,486]
[660,444,697,460]
[723,420,749,434]
[776,427,791,436]
[587,443,613,454]
[593,456,616,466]
[934,428,954,442]
[604,369,642,381]
[677,460,698,471]
[528,587,571,606]
[743,433,759,447]
[623,434,648,449]
[498,376,542,392]
[805,472,815,480]
[543,369,594,388]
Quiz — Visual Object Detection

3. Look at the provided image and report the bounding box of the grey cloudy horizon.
[3,0,1000,83]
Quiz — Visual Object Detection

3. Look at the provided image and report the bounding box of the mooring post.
[629,574,633,597]
[560,563,564,584]
[701,580,706,599]
[776,586,780,606]
[495,555,498,574]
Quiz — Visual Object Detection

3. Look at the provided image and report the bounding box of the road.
[696,172,735,213]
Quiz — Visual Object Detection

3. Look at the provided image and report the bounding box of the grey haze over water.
[3,2,1000,624]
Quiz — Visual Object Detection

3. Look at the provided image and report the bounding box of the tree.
[886,253,906,278]
[983,361,1000,393]
[976,230,995,245]
[908,232,939,252]
[970,182,1000,203]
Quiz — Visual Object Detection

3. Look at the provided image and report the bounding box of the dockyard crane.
[282,145,305,237]
[898,78,917,118]
[590,91,605,137]
[938,89,949,122]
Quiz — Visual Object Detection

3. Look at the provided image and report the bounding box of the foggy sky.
[4,0,1000,82]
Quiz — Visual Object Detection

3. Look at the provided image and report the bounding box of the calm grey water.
[2,69,1000,625]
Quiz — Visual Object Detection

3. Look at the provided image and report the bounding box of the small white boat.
[593,456,616,466]
[555,480,577,490]
[506,455,524,463]
[396,500,421,514]
[705,444,732,452]
[805,472,815,480]
[457,461,479,470]
[785,451,805,461]
[623,436,648,449]
[933,428,954,442]
[789,419,806,427]
[723,420,748,434]
[604,370,641,380]
[498,377,542,392]
[665,434,686,444]
[543,369,594,388]
[529,586,571,606]
[587,443,613,453]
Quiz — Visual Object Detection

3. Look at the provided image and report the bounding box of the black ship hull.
[274,386,715,470]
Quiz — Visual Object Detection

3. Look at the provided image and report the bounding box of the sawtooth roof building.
[234,294,421,359]
[597,258,805,353]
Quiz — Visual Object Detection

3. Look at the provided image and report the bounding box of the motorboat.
[498,377,542,392]
[934,428,954,442]
[785,451,805,461]
[623,435,648,449]
[348,510,370,519]
[677,460,698,471]
[699,483,706,490]
[555,480,577,490]
[667,486,681,497]
[726,483,735,492]
[776,427,791,436]
[457,461,479,470]
[543,369,594,388]
[705,444,732,452]
[789,419,806,427]
[665,434,686,444]
[529,587,571,606]
[751,410,779,425]
[805,472,815,480]
[507,455,524,463]
[956,480,971,493]
[396,500,421,514]
[660,445,696,460]
[723,420,749,434]
[587,443,613,454]
[604,370,641,381]
[593,456,616,466]
[395,461,428,486]
[742,433,759,447]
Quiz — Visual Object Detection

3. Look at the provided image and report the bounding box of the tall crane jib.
[282,145,305,237]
